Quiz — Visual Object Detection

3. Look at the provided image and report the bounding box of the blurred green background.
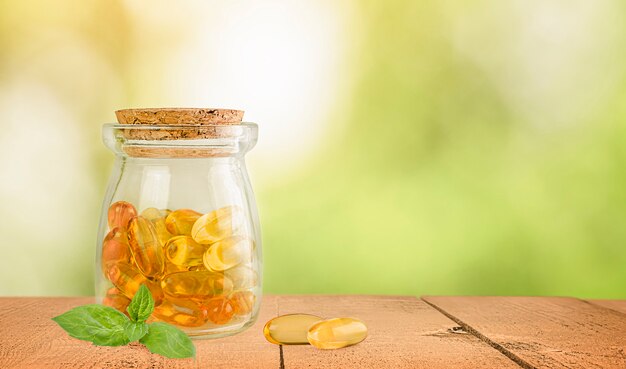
[1,0,625,298]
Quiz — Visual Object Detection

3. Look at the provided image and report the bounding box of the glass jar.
[95,109,261,339]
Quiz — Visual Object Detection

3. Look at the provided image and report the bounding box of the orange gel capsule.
[101,227,131,274]
[230,291,255,316]
[203,236,253,271]
[107,201,137,230]
[152,298,209,327]
[161,270,233,299]
[106,262,147,299]
[165,209,202,236]
[103,287,131,315]
[191,206,244,244]
[141,207,174,246]
[225,264,258,290]
[204,296,236,325]
[263,314,323,345]
[165,236,209,266]
[307,318,368,349]
[128,216,165,278]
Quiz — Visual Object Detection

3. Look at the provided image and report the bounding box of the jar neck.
[103,123,258,159]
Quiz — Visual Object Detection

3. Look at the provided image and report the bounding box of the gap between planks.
[421,297,530,369]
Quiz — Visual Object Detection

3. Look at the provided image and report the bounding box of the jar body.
[95,153,262,338]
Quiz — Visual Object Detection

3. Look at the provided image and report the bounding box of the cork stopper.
[115,108,244,125]
[112,108,250,158]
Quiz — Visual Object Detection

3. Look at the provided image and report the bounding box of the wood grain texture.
[0,296,279,369]
[423,296,626,369]
[278,295,518,369]
[588,299,626,315]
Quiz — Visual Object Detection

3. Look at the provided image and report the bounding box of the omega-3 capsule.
[161,270,234,299]
[102,287,131,314]
[107,201,137,230]
[191,206,244,244]
[204,296,236,325]
[165,235,209,266]
[127,216,165,278]
[106,262,147,299]
[101,227,131,274]
[263,314,323,345]
[203,236,253,271]
[307,318,368,349]
[141,207,174,246]
[230,290,255,316]
[165,209,202,235]
[152,298,209,327]
[224,264,258,290]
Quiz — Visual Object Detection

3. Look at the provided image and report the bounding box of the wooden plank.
[278,295,519,369]
[0,296,279,369]
[423,296,626,369]
[588,299,626,315]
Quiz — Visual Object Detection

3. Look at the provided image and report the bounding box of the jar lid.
[106,108,256,158]
[115,108,244,125]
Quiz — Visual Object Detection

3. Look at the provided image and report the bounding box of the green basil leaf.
[140,322,196,359]
[127,284,154,322]
[52,304,130,346]
[125,321,148,342]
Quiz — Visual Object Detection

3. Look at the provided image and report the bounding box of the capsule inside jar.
[141,207,173,246]
[127,216,165,278]
[165,236,209,267]
[101,227,131,274]
[191,206,244,244]
[165,209,202,236]
[107,201,137,230]
[203,236,253,271]
[152,298,209,327]
[161,270,233,299]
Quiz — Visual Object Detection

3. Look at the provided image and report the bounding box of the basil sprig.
[52,285,196,359]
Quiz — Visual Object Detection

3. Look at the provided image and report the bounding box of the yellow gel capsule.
[204,296,236,325]
[203,236,253,271]
[263,314,323,345]
[165,236,209,266]
[230,290,255,316]
[128,216,165,278]
[101,227,131,274]
[165,209,202,236]
[151,298,209,327]
[191,206,244,244]
[307,318,368,349]
[102,287,131,315]
[161,270,233,299]
[105,262,147,299]
[107,201,137,230]
[225,264,258,290]
[141,207,174,246]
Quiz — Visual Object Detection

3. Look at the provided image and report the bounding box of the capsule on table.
[263,314,323,345]
[151,297,209,327]
[204,296,236,325]
[307,318,368,349]
[101,227,131,274]
[191,206,244,244]
[127,216,165,278]
[230,290,255,316]
[102,287,131,315]
[107,201,137,230]
[165,236,209,267]
[224,264,258,290]
[203,236,253,271]
[161,270,233,299]
[165,209,202,236]
[141,207,174,246]
[106,262,148,299]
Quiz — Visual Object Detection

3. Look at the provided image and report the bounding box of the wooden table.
[1,295,625,368]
